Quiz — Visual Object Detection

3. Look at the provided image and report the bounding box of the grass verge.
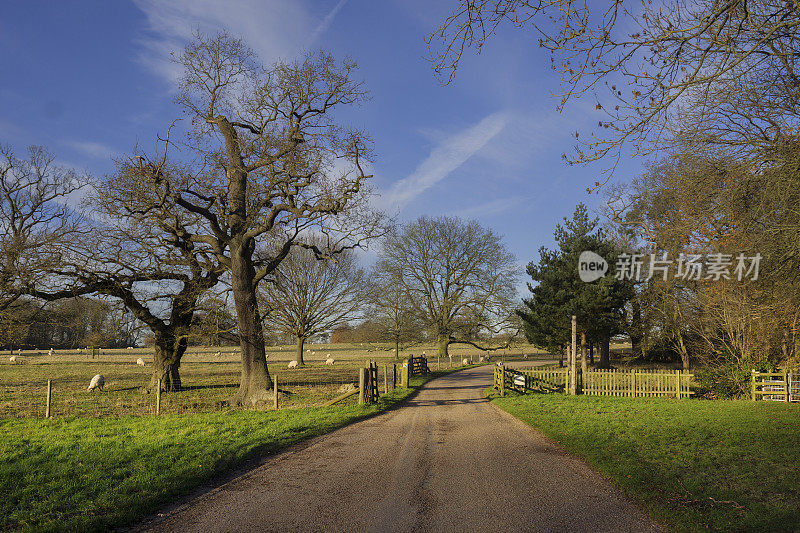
[0,371,451,532]
[491,392,800,532]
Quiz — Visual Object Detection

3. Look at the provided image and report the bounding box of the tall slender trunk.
[296,335,305,366]
[231,245,271,405]
[599,336,610,368]
[580,332,587,377]
[394,337,400,360]
[589,343,595,365]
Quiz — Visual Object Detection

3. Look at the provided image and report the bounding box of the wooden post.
[570,315,577,395]
[274,374,279,410]
[156,377,162,415]
[45,379,52,418]
[580,332,587,393]
[358,368,366,405]
[632,371,637,398]
[500,364,506,396]
[751,369,757,401]
[437,356,440,370]
[401,360,409,388]
[392,364,397,389]
[675,369,681,399]
[384,365,389,394]
[784,369,790,403]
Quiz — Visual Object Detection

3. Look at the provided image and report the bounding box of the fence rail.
[494,364,693,399]
[751,370,800,402]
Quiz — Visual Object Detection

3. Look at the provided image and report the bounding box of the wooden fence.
[494,364,693,398]
[751,370,800,402]
[407,355,429,377]
[583,368,693,398]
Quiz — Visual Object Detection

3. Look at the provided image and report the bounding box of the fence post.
[751,369,757,401]
[570,315,577,395]
[437,356,440,371]
[156,377,162,415]
[392,364,397,389]
[500,364,506,397]
[45,379,52,418]
[784,369,790,403]
[675,369,681,399]
[384,365,389,394]
[358,367,366,405]
[274,374,279,410]
[401,361,409,388]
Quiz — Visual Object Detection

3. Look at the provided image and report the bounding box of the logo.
[578,251,608,282]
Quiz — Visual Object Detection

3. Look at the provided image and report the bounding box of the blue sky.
[0,0,644,285]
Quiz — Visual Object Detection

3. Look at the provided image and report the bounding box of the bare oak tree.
[260,244,365,366]
[368,267,422,360]
[376,216,518,359]
[135,32,382,404]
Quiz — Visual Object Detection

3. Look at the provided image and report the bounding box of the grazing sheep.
[479,356,486,362]
[136,358,146,366]
[462,358,469,366]
[77,348,82,354]
[325,357,335,365]
[287,360,298,369]
[87,374,105,391]
[214,350,221,357]
[127,346,133,350]
[522,353,529,360]
[48,348,54,356]
[9,356,16,363]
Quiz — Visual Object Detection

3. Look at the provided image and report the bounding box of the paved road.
[142,365,662,533]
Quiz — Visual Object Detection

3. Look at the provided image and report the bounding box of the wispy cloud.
[377,111,510,211]
[64,140,119,160]
[133,0,346,86]
[449,195,531,219]
[308,0,347,47]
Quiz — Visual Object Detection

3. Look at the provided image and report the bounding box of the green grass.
[492,392,800,532]
[0,371,447,532]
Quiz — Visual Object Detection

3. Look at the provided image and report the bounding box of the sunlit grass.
[493,393,800,532]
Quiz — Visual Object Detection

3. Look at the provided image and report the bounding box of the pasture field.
[0,342,546,418]
[492,392,800,532]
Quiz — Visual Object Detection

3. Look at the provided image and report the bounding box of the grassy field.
[0,371,461,532]
[492,393,800,532]
[0,342,548,417]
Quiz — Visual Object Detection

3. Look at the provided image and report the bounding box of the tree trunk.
[149,331,187,392]
[231,245,272,406]
[437,334,449,359]
[580,332,588,376]
[589,343,595,365]
[394,337,400,360]
[599,336,610,368]
[296,335,305,366]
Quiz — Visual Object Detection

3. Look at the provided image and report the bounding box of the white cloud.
[64,140,119,160]
[449,195,531,219]
[377,111,510,211]
[133,0,346,86]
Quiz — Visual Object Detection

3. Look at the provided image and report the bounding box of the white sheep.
[214,350,221,357]
[48,348,54,356]
[127,346,133,350]
[136,358,146,366]
[462,358,469,366]
[325,357,335,365]
[9,356,16,363]
[287,360,298,369]
[479,356,486,362]
[87,374,105,391]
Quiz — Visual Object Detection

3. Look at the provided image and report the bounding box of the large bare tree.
[260,244,365,366]
[29,152,226,391]
[132,32,382,404]
[376,216,518,359]
[368,267,423,360]
[0,145,86,319]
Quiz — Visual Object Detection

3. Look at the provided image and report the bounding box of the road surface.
[141,365,662,533]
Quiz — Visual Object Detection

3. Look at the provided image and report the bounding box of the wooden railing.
[494,364,693,398]
[751,370,799,402]
[407,355,429,377]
